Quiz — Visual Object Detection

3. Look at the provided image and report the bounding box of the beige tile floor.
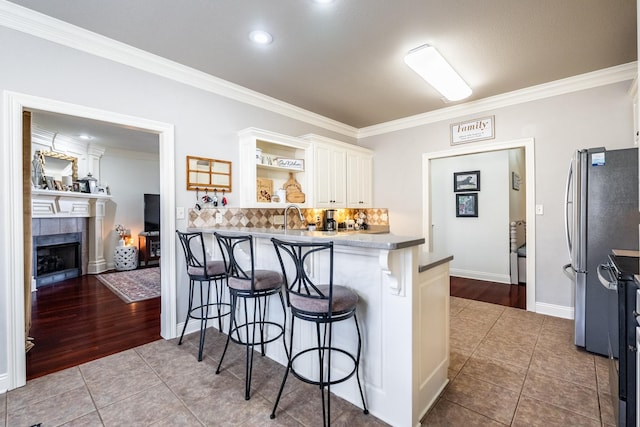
[0,297,616,426]
[423,297,616,427]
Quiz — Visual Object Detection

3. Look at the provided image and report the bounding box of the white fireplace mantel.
[31,188,111,218]
[31,189,112,273]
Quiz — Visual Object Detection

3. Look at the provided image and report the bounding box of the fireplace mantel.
[31,189,112,274]
[31,189,111,218]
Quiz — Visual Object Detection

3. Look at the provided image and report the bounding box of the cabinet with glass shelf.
[238,128,312,208]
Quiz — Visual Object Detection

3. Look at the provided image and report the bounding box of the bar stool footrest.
[229,321,285,346]
[289,346,358,387]
[187,302,231,321]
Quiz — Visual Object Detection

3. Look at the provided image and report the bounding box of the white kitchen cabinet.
[302,134,372,209]
[313,141,347,208]
[238,128,312,208]
[346,149,373,208]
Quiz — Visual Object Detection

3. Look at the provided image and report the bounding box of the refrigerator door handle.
[562,263,575,280]
[597,263,617,291]
[564,157,574,261]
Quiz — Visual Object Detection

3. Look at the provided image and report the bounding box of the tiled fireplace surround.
[188,207,389,230]
[32,217,90,276]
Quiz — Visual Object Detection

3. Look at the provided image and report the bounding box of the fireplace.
[33,232,82,287]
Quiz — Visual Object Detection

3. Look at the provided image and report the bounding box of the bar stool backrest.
[271,238,334,317]
[214,233,256,291]
[176,230,211,280]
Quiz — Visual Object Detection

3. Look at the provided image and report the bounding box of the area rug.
[97,267,160,303]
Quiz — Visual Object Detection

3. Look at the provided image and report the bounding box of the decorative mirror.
[40,150,79,181]
[186,155,232,192]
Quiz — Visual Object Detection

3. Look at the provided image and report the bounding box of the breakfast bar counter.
[190,227,452,427]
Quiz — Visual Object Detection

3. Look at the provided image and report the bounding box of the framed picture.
[453,170,480,192]
[512,172,521,191]
[44,176,55,190]
[54,180,63,191]
[456,193,478,217]
[77,181,89,193]
[72,182,80,192]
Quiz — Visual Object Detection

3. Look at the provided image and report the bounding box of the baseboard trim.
[535,302,574,319]
[0,372,8,393]
[450,269,511,284]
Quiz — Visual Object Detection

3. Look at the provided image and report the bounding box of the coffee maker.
[324,209,336,231]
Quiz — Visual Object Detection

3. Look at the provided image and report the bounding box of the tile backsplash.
[188,207,389,230]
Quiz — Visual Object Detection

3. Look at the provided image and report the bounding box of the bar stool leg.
[216,293,237,375]
[353,314,369,414]
[196,280,212,362]
[270,316,296,420]
[178,280,195,345]
[244,296,255,400]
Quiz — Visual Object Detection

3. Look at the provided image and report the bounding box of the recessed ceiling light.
[313,0,335,3]
[78,134,94,141]
[249,30,273,45]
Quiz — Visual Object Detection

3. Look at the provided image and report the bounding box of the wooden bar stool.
[269,238,368,426]
[176,230,230,361]
[214,232,287,400]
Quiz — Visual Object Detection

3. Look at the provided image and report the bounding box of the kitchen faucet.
[284,204,304,231]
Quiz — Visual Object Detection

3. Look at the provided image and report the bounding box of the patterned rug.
[97,267,160,303]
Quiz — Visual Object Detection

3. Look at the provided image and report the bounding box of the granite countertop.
[189,226,425,250]
[418,252,454,272]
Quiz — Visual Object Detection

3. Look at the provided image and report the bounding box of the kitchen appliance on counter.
[562,147,640,356]
[324,209,336,231]
[598,253,639,427]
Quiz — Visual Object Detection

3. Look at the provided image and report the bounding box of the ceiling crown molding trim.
[0,1,358,138]
[358,62,638,139]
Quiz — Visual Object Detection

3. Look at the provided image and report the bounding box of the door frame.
[3,91,177,390]
[422,137,536,311]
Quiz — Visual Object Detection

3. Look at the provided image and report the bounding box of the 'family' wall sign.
[450,116,495,145]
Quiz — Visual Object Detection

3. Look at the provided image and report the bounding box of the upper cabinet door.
[347,150,373,208]
[314,142,346,208]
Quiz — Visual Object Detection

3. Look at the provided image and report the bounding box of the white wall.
[431,150,511,282]
[360,81,635,311]
[100,150,160,268]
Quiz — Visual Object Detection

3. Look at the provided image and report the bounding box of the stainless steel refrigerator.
[563,147,639,357]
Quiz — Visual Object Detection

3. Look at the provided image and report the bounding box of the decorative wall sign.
[450,116,495,145]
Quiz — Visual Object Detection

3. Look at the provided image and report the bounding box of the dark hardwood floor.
[450,276,526,309]
[25,273,521,381]
[27,273,161,380]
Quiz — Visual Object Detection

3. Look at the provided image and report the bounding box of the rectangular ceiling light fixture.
[404,44,472,101]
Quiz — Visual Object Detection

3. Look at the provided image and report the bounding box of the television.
[144,193,160,233]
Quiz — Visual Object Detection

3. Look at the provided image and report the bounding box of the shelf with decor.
[238,128,312,208]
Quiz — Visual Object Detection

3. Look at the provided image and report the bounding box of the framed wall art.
[512,172,521,191]
[456,193,478,217]
[453,170,480,192]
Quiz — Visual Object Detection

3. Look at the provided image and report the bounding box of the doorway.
[422,137,536,311]
[3,92,177,390]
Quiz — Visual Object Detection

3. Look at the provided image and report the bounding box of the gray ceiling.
[10,0,638,133]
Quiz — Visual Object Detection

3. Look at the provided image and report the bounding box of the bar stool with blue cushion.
[176,230,230,362]
[214,232,287,400]
[269,238,368,426]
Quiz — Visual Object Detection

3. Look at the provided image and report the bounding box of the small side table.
[114,246,138,271]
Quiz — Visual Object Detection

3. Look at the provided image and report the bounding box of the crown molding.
[0,1,358,138]
[1,1,635,141]
[358,62,638,139]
